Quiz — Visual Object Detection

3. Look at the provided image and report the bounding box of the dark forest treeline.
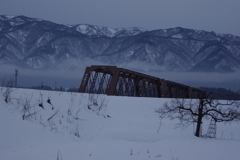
[200,87,240,100]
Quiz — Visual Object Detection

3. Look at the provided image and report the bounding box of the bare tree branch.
[156,92,240,137]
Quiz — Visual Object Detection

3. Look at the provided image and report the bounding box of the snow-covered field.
[0,87,240,160]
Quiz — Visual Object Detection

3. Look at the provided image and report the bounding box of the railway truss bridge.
[78,65,205,98]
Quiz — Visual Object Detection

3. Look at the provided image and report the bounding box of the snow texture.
[0,87,239,160]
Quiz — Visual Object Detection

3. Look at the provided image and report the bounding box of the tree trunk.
[195,115,203,137]
[195,99,204,137]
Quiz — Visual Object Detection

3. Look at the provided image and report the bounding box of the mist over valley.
[0,15,240,91]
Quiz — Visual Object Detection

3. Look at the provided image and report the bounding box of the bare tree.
[156,92,240,137]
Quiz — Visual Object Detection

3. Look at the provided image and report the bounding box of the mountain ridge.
[0,15,240,72]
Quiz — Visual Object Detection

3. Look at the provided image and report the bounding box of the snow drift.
[0,87,239,160]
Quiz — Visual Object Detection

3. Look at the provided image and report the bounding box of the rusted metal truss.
[78,65,205,98]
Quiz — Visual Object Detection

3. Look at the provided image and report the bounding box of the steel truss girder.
[79,65,205,98]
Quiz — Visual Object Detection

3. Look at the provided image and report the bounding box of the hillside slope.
[1,15,240,72]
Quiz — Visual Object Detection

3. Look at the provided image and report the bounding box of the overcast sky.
[1,0,240,36]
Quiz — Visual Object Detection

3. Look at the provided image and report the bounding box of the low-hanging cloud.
[1,62,239,91]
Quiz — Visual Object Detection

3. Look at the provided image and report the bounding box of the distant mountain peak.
[0,15,240,72]
[70,24,146,37]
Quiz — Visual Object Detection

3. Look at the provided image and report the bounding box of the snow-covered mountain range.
[0,15,240,72]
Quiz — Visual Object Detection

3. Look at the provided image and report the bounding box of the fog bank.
[0,65,239,91]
